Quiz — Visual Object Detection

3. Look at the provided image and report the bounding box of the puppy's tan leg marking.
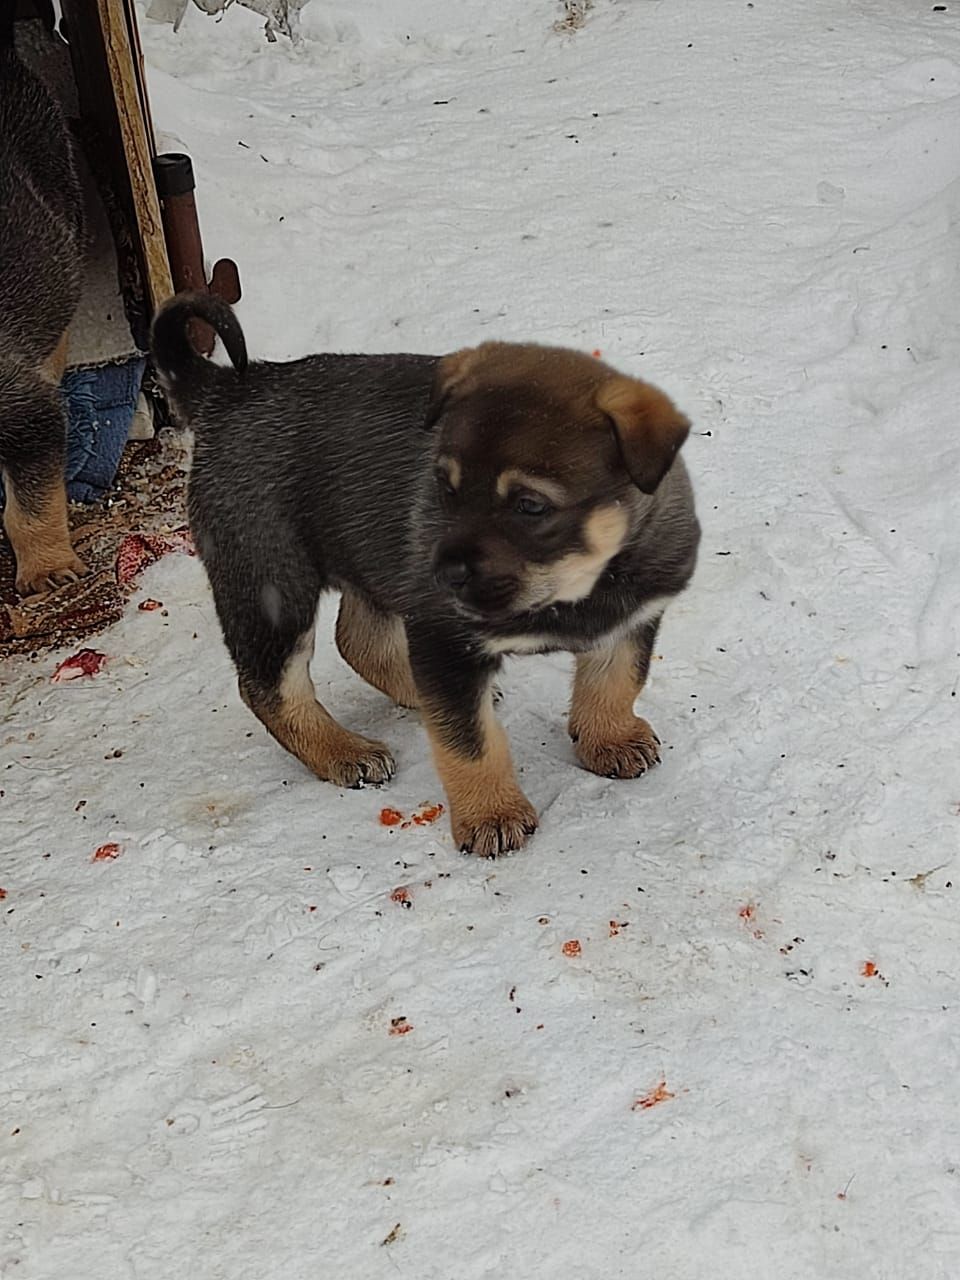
[4,329,86,596]
[3,470,87,596]
[242,628,395,788]
[423,690,538,857]
[569,637,661,779]
[335,589,419,708]
[41,329,70,385]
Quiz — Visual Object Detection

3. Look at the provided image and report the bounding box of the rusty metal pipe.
[153,152,240,355]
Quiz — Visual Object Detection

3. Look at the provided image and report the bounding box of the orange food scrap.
[591,348,602,358]
[609,919,628,938]
[561,939,582,957]
[633,1079,675,1111]
[389,1016,413,1036]
[390,885,412,909]
[412,802,444,826]
[379,807,405,827]
[138,599,162,612]
[861,960,878,978]
[92,843,121,862]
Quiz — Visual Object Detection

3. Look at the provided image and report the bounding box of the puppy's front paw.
[572,717,661,779]
[452,792,539,858]
[325,733,396,789]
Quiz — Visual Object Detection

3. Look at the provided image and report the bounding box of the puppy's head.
[424,342,690,620]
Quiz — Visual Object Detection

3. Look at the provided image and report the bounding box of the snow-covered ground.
[3,2,960,1275]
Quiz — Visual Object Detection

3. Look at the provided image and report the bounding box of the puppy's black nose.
[436,559,472,592]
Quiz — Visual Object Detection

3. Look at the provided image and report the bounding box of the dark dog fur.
[151,292,700,856]
[0,9,86,595]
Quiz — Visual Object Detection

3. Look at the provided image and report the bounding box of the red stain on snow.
[138,598,163,612]
[91,843,121,862]
[633,1079,675,1111]
[379,807,404,827]
[51,649,106,682]
[390,886,412,909]
[608,919,628,938]
[562,939,582,958]
[389,1017,413,1037]
[115,528,194,586]
[738,901,764,938]
[0,888,7,900]
[861,960,878,978]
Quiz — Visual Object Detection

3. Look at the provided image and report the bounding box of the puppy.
[151,292,700,856]
[0,9,87,595]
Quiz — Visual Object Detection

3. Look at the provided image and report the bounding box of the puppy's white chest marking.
[484,632,559,656]
[483,593,675,658]
[603,593,675,642]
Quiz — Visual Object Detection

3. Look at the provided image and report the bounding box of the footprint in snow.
[164,1084,269,1170]
[242,897,321,957]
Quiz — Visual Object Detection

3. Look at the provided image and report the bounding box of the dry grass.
[553,0,594,34]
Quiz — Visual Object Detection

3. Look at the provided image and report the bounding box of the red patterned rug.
[1,432,193,657]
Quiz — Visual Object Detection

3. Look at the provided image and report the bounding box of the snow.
[3,1,960,1275]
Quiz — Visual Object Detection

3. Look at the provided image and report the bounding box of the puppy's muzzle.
[435,557,472,593]
[433,547,519,617]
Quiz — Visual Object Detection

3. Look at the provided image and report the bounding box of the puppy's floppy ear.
[596,377,690,493]
[424,348,478,429]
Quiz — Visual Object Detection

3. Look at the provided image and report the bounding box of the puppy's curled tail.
[150,291,248,412]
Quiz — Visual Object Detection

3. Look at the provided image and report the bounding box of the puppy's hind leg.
[1,370,87,596]
[203,552,396,788]
[335,588,419,709]
[241,625,396,788]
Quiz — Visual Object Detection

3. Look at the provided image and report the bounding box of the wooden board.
[61,0,173,312]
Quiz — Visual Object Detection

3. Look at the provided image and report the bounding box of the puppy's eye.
[514,494,552,517]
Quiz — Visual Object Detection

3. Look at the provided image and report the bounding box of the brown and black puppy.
[151,292,700,856]
[0,8,87,595]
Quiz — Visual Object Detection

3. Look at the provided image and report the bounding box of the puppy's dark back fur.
[153,293,441,619]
